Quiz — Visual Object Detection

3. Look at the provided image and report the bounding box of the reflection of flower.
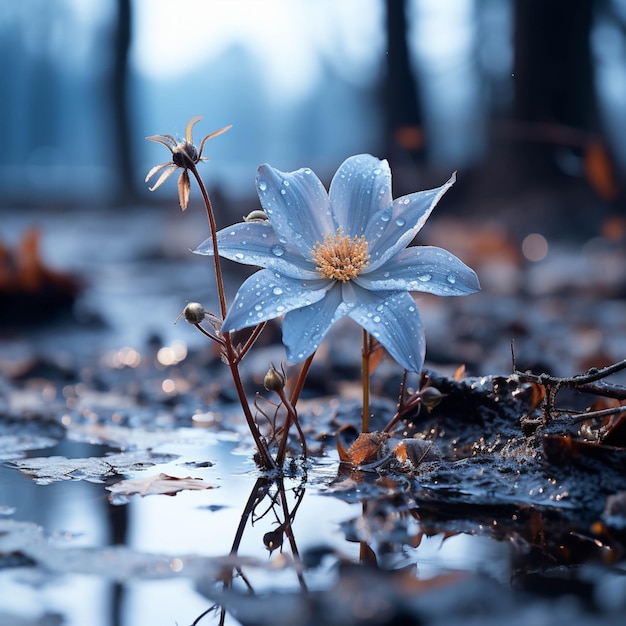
[195,154,480,372]
[145,117,231,210]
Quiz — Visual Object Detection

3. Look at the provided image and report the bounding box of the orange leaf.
[347,432,389,466]
[453,364,465,381]
[367,340,385,375]
[585,141,618,201]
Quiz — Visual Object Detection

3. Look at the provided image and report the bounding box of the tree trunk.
[111,0,134,203]
[384,0,424,163]
[512,0,598,182]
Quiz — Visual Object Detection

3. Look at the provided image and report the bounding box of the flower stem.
[189,165,275,470]
[189,165,228,320]
[289,353,315,406]
[275,387,307,466]
[362,329,370,433]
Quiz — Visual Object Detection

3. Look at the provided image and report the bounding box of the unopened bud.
[264,363,285,392]
[183,302,206,324]
[419,386,446,411]
[244,210,269,222]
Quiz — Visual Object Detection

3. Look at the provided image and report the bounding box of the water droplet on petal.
[395,217,406,227]
[417,274,432,282]
[254,304,262,311]
[380,210,391,223]
[276,305,285,312]
[383,271,390,278]
[280,189,286,195]
[447,274,456,284]
[283,180,290,186]
[273,287,283,295]
[259,180,267,191]
[373,315,381,323]
[235,253,244,260]
[271,245,285,257]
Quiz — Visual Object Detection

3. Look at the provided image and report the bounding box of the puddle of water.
[0,436,514,626]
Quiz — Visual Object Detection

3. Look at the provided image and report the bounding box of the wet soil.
[1,206,626,625]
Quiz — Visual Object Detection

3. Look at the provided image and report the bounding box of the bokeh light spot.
[522,233,548,262]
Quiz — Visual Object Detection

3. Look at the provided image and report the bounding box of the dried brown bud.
[244,210,269,222]
[395,438,442,467]
[183,302,206,324]
[264,363,285,392]
[419,386,446,411]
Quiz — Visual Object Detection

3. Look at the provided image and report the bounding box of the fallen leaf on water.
[107,472,215,501]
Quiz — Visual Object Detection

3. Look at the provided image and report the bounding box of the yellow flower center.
[312,229,370,282]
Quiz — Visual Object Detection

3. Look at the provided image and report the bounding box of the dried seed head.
[172,141,199,169]
[244,210,269,222]
[419,386,446,411]
[183,302,206,324]
[264,362,285,392]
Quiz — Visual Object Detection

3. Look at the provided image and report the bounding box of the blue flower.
[195,154,479,372]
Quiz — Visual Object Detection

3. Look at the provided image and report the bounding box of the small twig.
[383,392,422,434]
[234,322,267,363]
[516,358,626,425]
[510,339,517,372]
[517,359,626,389]
[193,322,224,345]
[570,404,626,423]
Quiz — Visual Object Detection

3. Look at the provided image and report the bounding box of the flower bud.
[264,363,285,392]
[419,386,446,411]
[183,302,206,324]
[244,210,269,222]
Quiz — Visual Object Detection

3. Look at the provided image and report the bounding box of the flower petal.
[146,135,176,150]
[357,246,480,295]
[329,154,392,236]
[365,173,456,270]
[194,222,319,279]
[256,164,334,255]
[281,283,348,362]
[178,170,191,210]
[198,124,232,158]
[145,161,173,184]
[185,116,203,143]
[221,269,331,333]
[146,164,178,191]
[348,286,426,372]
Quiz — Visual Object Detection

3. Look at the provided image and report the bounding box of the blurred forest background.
[1,0,626,238]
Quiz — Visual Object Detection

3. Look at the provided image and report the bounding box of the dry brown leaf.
[336,424,354,463]
[527,381,547,412]
[107,473,214,499]
[347,432,389,466]
[367,339,385,375]
[453,364,465,381]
